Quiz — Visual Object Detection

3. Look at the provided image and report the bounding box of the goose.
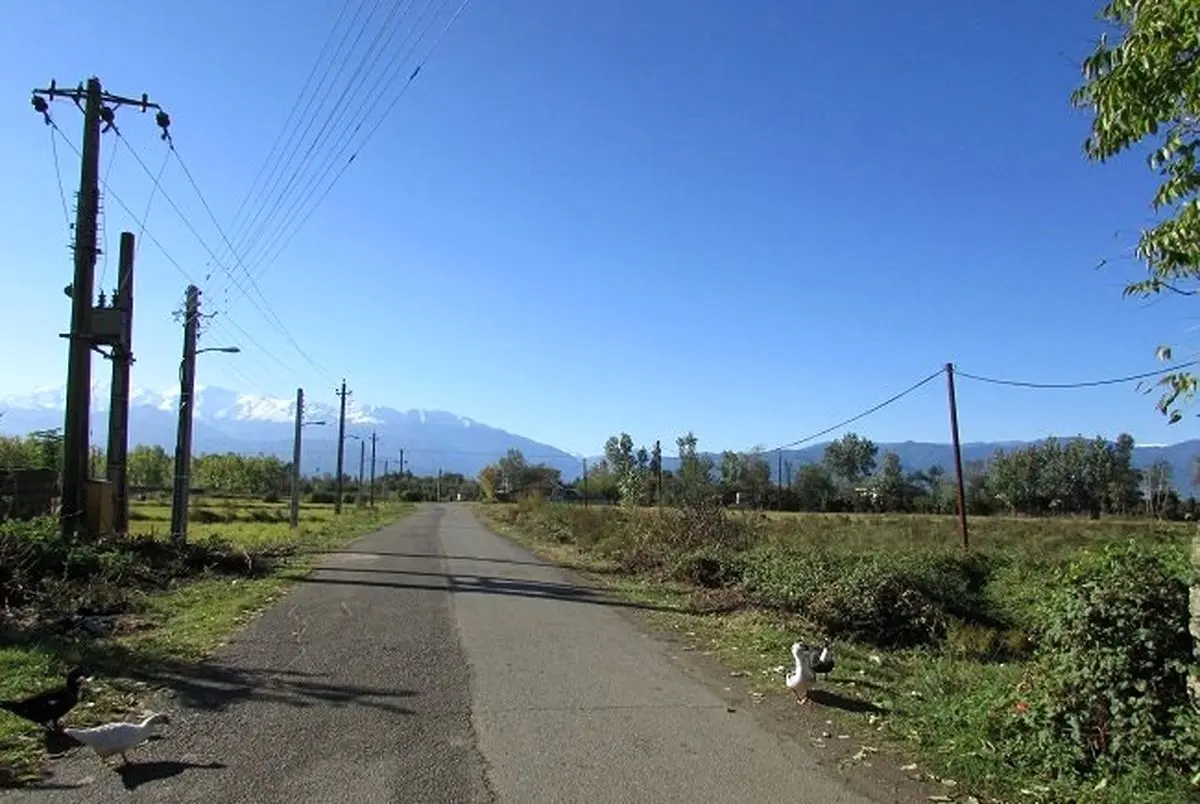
[0,667,90,730]
[64,713,171,765]
[812,643,835,681]
[785,642,816,705]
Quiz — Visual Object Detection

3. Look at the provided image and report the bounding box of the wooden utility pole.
[169,286,201,543]
[105,231,135,534]
[398,448,404,476]
[33,78,164,539]
[334,379,350,514]
[653,440,663,508]
[945,362,970,550]
[582,458,589,508]
[369,431,378,507]
[290,387,304,529]
[436,468,442,502]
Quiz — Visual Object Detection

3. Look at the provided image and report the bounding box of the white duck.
[64,712,171,765]
[785,642,816,705]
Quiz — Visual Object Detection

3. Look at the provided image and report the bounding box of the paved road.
[4,505,876,803]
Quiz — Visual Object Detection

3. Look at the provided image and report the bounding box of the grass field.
[478,501,1198,804]
[0,497,413,787]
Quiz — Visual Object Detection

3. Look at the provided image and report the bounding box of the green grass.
[476,501,1198,804]
[0,500,414,786]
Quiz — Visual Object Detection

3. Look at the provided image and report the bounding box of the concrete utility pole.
[169,286,201,543]
[357,439,366,504]
[436,468,442,502]
[369,431,378,507]
[290,388,304,529]
[398,448,404,476]
[104,232,135,534]
[32,78,165,539]
[334,379,350,514]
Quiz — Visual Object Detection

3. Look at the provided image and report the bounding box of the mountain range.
[2,384,1199,493]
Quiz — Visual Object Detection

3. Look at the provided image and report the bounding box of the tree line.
[479,430,1198,520]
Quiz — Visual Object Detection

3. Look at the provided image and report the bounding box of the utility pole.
[105,231,135,534]
[777,449,783,510]
[653,440,663,508]
[436,468,442,502]
[290,387,304,529]
[169,285,200,543]
[357,439,366,505]
[334,379,350,514]
[582,458,589,508]
[33,78,165,540]
[945,362,970,550]
[369,431,378,507]
[399,448,404,476]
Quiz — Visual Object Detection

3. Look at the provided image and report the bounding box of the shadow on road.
[301,568,683,614]
[115,759,227,791]
[134,662,419,715]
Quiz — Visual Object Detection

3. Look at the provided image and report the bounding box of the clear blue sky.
[0,0,1196,456]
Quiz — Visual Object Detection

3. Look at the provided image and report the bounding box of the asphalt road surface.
[4,504,878,803]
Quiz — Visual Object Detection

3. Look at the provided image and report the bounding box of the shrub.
[262,491,282,503]
[1003,541,1199,781]
[189,508,223,524]
[401,490,424,503]
[308,491,336,504]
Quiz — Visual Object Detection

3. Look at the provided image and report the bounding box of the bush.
[308,491,336,504]
[262,491,282,503]
[189,508,224,524]
[401,490,423,503]
[1004,541,1199,781]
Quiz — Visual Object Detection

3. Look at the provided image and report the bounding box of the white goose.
[64,712,171,765]
[785,642,816,705]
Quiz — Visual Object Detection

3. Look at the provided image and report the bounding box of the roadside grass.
[0,500,413,787]
[476,501,1198,804]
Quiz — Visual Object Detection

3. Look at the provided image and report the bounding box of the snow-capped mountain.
[0,384,581,479]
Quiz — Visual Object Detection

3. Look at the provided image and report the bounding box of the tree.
[1145,458,1175,519]
[873,451,913,512]
[792,464,836,511]
[127,444,171,488]
[822,433,878,486]
[1075,2,1200,703]
[674,431,714,503]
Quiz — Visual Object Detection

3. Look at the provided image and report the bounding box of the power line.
[47,125,72,233]
[218,0,383,292]
[214,0,359,273]
[235,0,471,292]
[236,0,437,275]
[761,367,948,454]
[49,122,197,286]
[110,126,331,382]
[955,360,1200,389]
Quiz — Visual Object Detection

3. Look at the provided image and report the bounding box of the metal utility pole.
[334,379,350,514]
[104,231,135,534]
[32,78,165,539]
[945,362,970,550]
[169,286,201,543]
[369,431,378,507]
[290,388,305,529]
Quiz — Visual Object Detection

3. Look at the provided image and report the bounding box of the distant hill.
[3,385,1198,492]
[0,385,581,480]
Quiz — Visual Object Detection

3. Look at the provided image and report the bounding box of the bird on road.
[0,667,90,730]
[785,642,815,705]
[65,712,172,766]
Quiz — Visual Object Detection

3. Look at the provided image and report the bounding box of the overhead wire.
[234,0,433,274]
[110,125,330,383]
[954,360,1200,389]
[213,0,359,273]
[47,125,72,234]
[216,0,383,300]
[758,368,948,454]
[164,136,331,381]
[233,0,471,297]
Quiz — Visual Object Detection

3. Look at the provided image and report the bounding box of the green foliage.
[1003,542,1199,782]
[823,432,877,485]
[1074,0,1200,421]
[0,430,63,471]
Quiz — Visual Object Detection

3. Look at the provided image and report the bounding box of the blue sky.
[0,0,1196,457]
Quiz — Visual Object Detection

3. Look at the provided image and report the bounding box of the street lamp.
[169,343,239,543]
